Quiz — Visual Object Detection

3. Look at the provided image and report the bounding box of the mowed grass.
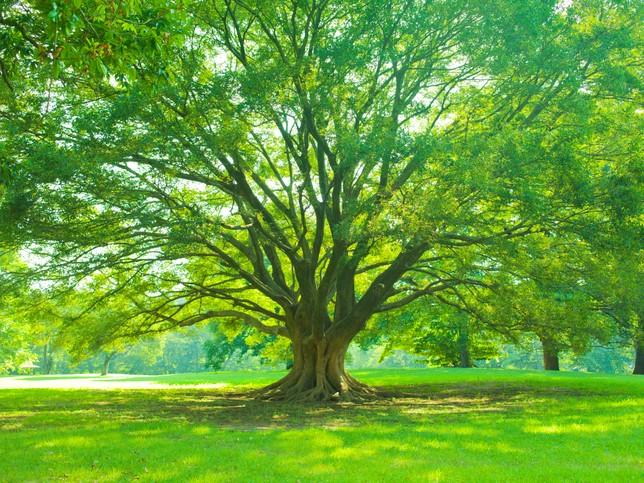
[0,369,642,482]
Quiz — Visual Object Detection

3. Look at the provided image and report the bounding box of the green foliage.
[203,325,255,371]
[409,314,500,368]
[0,0,188,87]
[361,302,501,368]
[0,0,641,379]
[480,339,634,374]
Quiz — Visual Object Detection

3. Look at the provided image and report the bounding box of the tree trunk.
[634,339,644,375]
[457,320,472,368]
[540,337,560,371]
[258,334,374,402]
[42,343,48,375]
[42,341,54,374]
[100,353,113,376]
[458,345,472,368]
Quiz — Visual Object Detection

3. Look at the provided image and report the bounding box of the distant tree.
[411,312,500,368]
[565,345,633,374]
[0,287,65,374]
[436,232,615,371]
[110,337,165,374]
[363,302,500,368]
[578,101,642,374]
[0,315,34,374]
[203,328,248,371]
[204,322,291,370]
[575,246,642,374]
[98,349,117,376]
[0,253,33,373]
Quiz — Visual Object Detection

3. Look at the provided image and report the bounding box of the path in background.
[0,374,228,390]
[2,368,640,392]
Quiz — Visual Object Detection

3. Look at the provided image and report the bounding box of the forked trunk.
[258,335,374,402]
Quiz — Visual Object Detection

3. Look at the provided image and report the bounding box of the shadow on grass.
[0,379,642,482]
[0,381,606,431]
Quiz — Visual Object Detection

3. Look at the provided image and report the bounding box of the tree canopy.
[1,0,641,399]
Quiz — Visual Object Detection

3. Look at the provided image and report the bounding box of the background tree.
[0,253,34,372]
[575,98,643,375]
[361,301,500,368]
[0,276,66,375]
[204,323,290,370]
[1,0,640,399]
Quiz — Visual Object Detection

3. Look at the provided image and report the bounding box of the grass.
[0,368,642,482]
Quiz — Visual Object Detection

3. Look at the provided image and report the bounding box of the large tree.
[1,0,640,399]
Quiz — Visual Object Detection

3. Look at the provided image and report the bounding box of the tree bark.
[540,337,560,371]
[258,332,374,402]
[457,320,472,368]
[634,339,644,375]
[458,345,472,368]
[42,341,54,374]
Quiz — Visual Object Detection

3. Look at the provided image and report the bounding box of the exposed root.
[255,372,378,403]
[254,338,380,403]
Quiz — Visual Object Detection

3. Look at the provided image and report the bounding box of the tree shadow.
[1,381,641,481]
[0,381,605,431]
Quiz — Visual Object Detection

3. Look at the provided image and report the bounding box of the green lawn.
[0,369,642,482]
